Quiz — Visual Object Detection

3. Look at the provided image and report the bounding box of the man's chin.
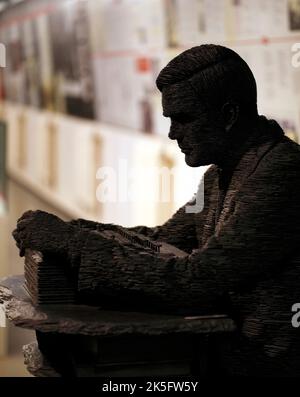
[184,153,210,167]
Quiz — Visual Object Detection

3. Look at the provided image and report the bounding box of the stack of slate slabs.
[24,249,76,305]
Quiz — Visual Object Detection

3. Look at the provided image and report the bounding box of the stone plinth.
[0,275,236,377]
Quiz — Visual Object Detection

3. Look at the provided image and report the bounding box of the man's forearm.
[72,227,213,314]
[69,202,198,254]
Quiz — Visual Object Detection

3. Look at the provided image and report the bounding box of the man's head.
[156,45,258,167]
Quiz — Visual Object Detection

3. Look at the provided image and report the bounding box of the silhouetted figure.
[13,45,300,376]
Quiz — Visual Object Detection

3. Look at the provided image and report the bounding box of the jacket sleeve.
[127,203,198,253]
[128,167,217,252]
[70,167,216,254]
[74,153,300,313]
[69,201,198,254]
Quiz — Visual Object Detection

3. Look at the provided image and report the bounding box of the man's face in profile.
[162,82,226,167]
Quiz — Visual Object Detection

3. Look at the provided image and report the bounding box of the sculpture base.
[0,275,236,377]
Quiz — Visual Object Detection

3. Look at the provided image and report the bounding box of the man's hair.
[156,44,258,117]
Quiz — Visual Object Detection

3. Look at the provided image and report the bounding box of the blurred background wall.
[0,0,300,376]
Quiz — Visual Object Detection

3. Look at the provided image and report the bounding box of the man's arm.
[69,166,216,254]
[74,153,300,313]
[68,202,197,254]
[12,166,215,266]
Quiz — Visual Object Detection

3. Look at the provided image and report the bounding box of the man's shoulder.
[241,135,300,198]
[258,136,300,174]
[272,135,300,157]
[201,135,300,190]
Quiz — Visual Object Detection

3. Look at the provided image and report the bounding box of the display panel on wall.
[0,0,300,139]
[48,0,95,118]
[0,120,6,215]
[0,0,95,119]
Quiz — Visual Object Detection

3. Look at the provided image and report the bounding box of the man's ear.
[221,102,239,132]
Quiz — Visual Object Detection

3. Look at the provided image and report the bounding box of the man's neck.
[217,116,260,170]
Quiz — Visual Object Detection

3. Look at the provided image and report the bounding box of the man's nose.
[168,130,176,140]
[168,122,181,140]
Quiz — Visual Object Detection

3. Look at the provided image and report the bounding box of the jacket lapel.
[200,173,219,246]
[215,138,281,234]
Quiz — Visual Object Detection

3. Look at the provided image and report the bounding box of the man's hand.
[12,210,72,257]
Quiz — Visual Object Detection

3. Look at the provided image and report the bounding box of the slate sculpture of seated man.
[13,45,300,376]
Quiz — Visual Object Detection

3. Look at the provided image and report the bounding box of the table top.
[0,275,236,337]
